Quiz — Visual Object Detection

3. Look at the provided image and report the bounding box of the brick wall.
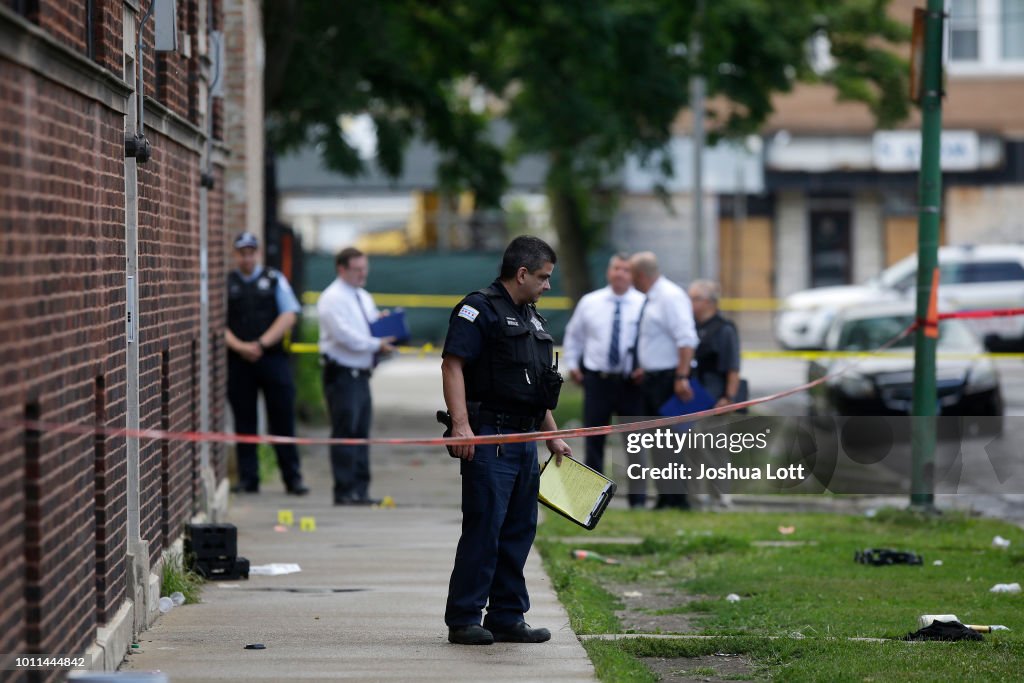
[0,57,125,677]
[224,0,264,237]
[209,167,229,482]
[0,0,231,675]
[88,0,122,74]
[37,0,87,53]
[0,56,29,670]
[136,132,212,564]
[156,0,197,125]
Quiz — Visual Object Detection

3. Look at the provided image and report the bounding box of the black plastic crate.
[185,523,237,561]
[194,556,249,581]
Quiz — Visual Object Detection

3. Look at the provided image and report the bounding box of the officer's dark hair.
[499,236,557,280]
[336,247,365,268]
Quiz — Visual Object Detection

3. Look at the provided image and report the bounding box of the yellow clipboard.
[538,455,617,530]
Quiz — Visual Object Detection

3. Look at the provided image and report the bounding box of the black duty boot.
[448,624,494,645]
[489,622,551,643]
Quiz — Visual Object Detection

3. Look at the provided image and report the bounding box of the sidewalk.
[122,362,595,682]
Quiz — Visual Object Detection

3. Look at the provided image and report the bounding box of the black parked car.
[807,302,1003,428]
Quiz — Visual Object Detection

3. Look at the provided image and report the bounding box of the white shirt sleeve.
[562,297,589,372]
[361,289,381,324]
[318,286,382,353]
[668,288,699,350]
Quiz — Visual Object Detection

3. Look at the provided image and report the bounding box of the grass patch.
[161,552,203,604]
[257,443,278,484]
[539,508,1024,680]
[616,636,1024,682]
[538,541,624,634]
[293,317,327,425]
[581,640,657,682]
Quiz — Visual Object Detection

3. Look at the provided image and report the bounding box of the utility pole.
[691,0,706,281]
[909,1,944,510]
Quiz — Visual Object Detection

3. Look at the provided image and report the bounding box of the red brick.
[0,0,229,669]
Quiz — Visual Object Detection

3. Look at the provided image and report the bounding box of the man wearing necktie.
[318,247,396,505]
[629,251,699,510]
[563,253,647,507]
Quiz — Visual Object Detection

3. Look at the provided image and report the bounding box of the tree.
[263,0,506,205]
[264,0,909,301]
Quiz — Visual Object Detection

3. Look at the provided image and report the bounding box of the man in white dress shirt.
[563,253,647,507]
[318,247,396,505]
[629,251,699,510]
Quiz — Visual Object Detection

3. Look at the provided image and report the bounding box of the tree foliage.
[264,0,909,299]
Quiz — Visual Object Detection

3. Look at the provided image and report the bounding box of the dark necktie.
[630,298,649,373]
[608,299,621,369]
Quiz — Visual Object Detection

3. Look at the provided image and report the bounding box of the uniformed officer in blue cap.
[441,235,572,645]
[225,231,308,495]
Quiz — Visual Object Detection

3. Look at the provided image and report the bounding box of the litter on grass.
[989,582,1021,594]
[992,536,1011,549]
[570,549,620,565]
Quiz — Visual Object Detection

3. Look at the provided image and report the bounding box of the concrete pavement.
[119,351,1023,680]
[122,360,595,682]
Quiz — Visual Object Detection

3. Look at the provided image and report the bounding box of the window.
[963,261,1024,282]
[950,0,980,60]
[948,0,1024,73]
[1004,0,1024,59]
[838,317,977,351]
[939,262,966,285]
[809,210,852,288]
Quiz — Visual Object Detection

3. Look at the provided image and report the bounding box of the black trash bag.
[904,620,983,642]
[854,548,923,566]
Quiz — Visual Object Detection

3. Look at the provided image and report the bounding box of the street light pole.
[691,0,706,281]
[909,0,945,510]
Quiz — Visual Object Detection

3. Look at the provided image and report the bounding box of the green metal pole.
[909,0,944,509]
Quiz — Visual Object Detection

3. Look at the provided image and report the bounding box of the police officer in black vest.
[441,236,572,646]
[225,232,308,495]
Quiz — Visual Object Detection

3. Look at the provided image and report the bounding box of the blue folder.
[658,377,716,417]
[369,308,411,343]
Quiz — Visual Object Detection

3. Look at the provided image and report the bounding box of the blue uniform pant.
[445,424,539,629]
[323,367,373,500]
[227,352,302,490]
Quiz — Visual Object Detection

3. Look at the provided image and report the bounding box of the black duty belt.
[322,356,372,378]
[583,368,629,381]
[477,408,544,432]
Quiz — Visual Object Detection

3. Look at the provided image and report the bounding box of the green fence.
[302,250,614,343]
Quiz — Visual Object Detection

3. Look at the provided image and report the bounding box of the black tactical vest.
[464,284,561,415]
[227,268,284,354]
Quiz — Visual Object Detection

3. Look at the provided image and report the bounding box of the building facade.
[0,0,259,677]
[763,0,1024,297]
